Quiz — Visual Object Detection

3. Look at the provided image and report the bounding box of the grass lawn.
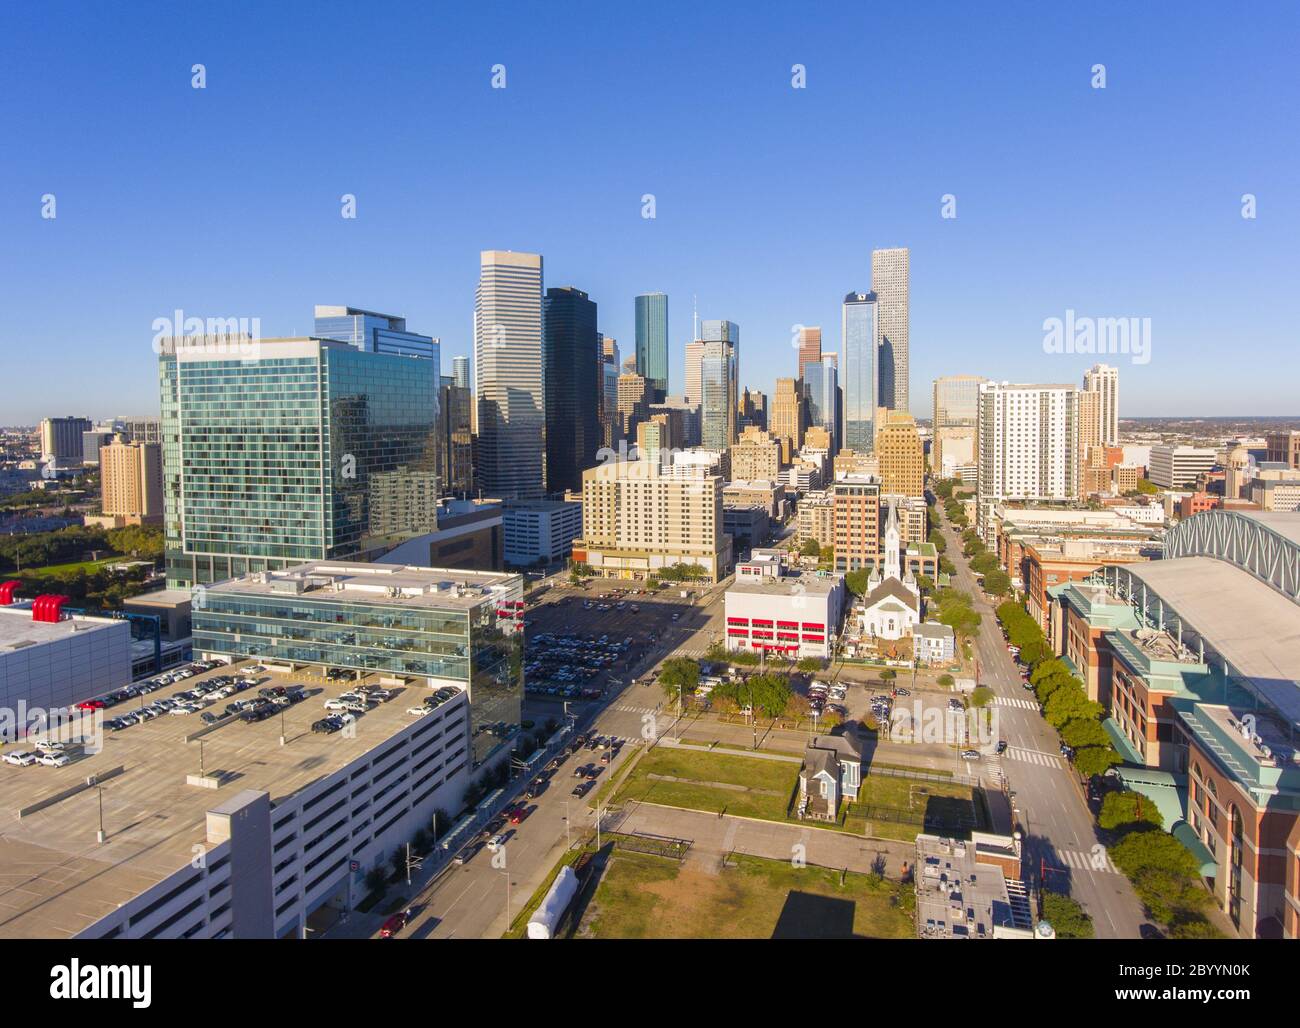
[613,745,976,843]
[580,849,914,939]
[844,775,980,842]
[21,558,118,578]
[612,746,799,823]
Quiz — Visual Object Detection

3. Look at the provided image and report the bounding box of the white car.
[323,698,351,711]
[486,834,505,851]
[334,713,357,727]
[2,750,38,766]
[39,753,72,767]
[35,740,66,754]
[406,706,432,717]
[169,703,199,715]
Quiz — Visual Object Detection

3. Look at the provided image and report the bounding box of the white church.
[858,501,921,642]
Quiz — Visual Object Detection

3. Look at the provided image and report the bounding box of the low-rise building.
[0,588,132,723]
[797,734,863,820]
[1148,444,1216,489]
[0,657,474,939]
[914,621,956,665]
[192,561,524,768]
[724,564,845,659]
[915,833,1032,939]
[502,499,582,567]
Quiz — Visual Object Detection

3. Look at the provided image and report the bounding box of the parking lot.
[522,584,712,708]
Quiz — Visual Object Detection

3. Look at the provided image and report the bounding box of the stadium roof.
[1124,557,1300,727]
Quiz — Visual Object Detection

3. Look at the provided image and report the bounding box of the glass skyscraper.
[313,305,440,362]
[698,320,739,450]
[804,356,839,451]
[160,337,442,589]
[634,292,669,402]
[543,286,600,495]
[842,291,877,453]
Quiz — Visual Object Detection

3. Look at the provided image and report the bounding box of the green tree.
[659,657,700,701]
[982,569,1011,596]
[969,686,993,708]
[1099,790,1164,832]
[1060,717,1110,750]
[1041,891,1095,939]
[844,569,872,596]
[799,539,821,558]
[969,552,999,576]
[1044,684,1102,729]
[937,673,955,688]
[1072,745,1122,779]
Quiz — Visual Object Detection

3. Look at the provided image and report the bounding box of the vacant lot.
[844,774,980,842]
[579,849,914,939]
[612,745,980,843]
[612,746,799,822]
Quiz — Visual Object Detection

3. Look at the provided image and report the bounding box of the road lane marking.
[1006,746,1064,769]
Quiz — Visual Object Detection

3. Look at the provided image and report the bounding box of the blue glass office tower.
[313,305,440,362]
[804,357,839,452]
[842,292,877,453]
[160,337,443,589]
[634,292,669,402]
[699,320,739,450]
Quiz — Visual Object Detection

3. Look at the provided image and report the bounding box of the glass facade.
[161,341,441,589]
[191,575,524,766]
[634,292,669,400]
[699,320,739,451]
[313,308,440,362]
[842,292,877,453]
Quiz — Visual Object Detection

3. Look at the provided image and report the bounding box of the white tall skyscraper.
[1083,363,1120,446]
[976,382,1079,533]
[684,338,704,406]
[872,247,910,413]
[473,250,546,499]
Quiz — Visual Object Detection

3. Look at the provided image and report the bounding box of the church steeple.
[883,500,901,581]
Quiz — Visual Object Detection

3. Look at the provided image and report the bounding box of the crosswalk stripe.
[1006,747,1063,769]
[1054,849,1119,875]
[993,696,1039,710]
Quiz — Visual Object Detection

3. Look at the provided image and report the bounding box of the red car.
[379,910,409,938]
[75,700,106,711]
[508,806,529,825]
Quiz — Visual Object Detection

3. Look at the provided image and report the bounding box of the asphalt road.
[938,514,1148,939]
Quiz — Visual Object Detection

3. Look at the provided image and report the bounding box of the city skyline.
[3,3,1296,422]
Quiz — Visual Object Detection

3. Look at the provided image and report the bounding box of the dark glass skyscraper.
[634,292,669,402]
[543,286,600,496]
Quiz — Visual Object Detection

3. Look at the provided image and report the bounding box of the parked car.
[508,807,529,825]
[995,740,1008,754]
[961,749,982,760]
[74,699,106,712]
[3,750,38,766]
[39,752,72,767]
[571,781,593,798]
[379,910,409,939]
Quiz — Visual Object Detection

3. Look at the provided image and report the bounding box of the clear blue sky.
[2,0,1296,424]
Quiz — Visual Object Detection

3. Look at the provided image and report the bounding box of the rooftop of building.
[0,603,125,653]
[0,658,468,938]
[915,833,1031,940]
[1122,557,1300,728]
[728,569,843,597]
[202,562,522,612]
